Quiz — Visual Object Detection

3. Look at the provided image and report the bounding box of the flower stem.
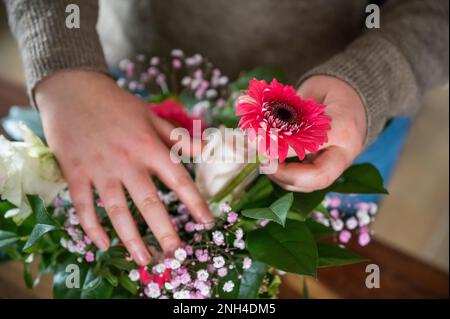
[210,157,260,203]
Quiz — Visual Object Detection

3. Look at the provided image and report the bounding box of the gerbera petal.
[277,140,289,163]
[246,79,268,102]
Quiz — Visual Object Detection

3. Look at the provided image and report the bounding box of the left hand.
[268,75,367,192]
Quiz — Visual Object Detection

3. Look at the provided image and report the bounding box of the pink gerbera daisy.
[236,79,331,162]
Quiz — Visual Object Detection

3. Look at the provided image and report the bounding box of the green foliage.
[23,195,59,252]
[237,260,267,298]
[242,192,293,226]
[230,66,287,91]
[232,176,274,211]
[317,243,367,267]
[246,220,318,277]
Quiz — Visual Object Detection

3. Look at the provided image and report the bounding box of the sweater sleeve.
[4,0,108,101]
[298,0,449,145]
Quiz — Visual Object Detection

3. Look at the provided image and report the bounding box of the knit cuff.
[298,35,420,146]
[5,0,109,105]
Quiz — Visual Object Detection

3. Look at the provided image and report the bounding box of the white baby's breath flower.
[171,49,184,57]
[242,257,252,270]
[235,228,244,240]
[174,248,187,262]
[169,259,181,270]
[346,217,358,230]
[213,256,225,269]
[128,269,140,282]
[212,231,224,246]
[154,263,166,274]
[197,269,209,281]
[357,210,371,226]
[233,239,245,250]
[0,124,66,224]
[173,290,190,299]
[223,280,234,293]
[331,219,344,232]
[145,282,161,298]
[198,282,210,297]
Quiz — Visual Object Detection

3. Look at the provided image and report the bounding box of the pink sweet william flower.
[236,79,331,162]
[148,99,206,136]
[85,251,95,263]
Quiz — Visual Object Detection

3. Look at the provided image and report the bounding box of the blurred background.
[0,4,448,298]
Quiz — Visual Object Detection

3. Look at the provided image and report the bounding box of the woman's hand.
[269,75,367,192]
[36,70,214,266]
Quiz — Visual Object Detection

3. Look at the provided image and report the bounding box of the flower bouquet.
[0,50,387,299]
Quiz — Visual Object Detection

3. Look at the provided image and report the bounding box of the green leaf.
[317,243,367,267]
[23,224,56,252]
[246,220,318,276]
[22,196,60,252]
[0,230,19,248]
[108,258,135,271]
[27,195,58,226]
[119,273,138,295]
[230,66,287,91]
[331,163,388,194]
[100,267,119,287]
[23,262,34,288]
[305,219,334,239]
[80,268,114,299]
[242,193,293,226]
[289,189,328,221]
[233,176,274,211]
[238,260,267,298]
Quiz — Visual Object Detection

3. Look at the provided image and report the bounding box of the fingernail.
[203,219,215,230]
[98,239,109,251]
[136,251,151,266]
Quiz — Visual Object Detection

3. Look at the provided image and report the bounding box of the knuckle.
[106,204,128,218]
[315,172,333,190]
[141,193,162,211]
[158,232,180,248]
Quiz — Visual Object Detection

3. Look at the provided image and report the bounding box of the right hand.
[36,70,214,266]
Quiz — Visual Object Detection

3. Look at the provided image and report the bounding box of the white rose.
[0,124,66,224]
[195,126,258,201]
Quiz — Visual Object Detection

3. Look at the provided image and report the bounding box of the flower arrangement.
[0,50,387,299]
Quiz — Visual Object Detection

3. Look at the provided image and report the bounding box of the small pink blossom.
[172,58,182,69]
[243,257,252,270]
[217,267,228,277]
[339,230,352,244]
[195,249,209,262]
[358,232,371,246]
[185,222,195,232]
[227,212,238,224]
[85,251,95,263]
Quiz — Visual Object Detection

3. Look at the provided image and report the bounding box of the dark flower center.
[262,101,302,133]
[274,104,295,122]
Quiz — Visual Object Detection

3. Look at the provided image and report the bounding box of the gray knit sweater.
[4,0,449,144]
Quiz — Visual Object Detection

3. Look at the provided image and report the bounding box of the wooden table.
[0,77,448,299]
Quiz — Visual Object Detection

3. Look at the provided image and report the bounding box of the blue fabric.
[332,117,412,210]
